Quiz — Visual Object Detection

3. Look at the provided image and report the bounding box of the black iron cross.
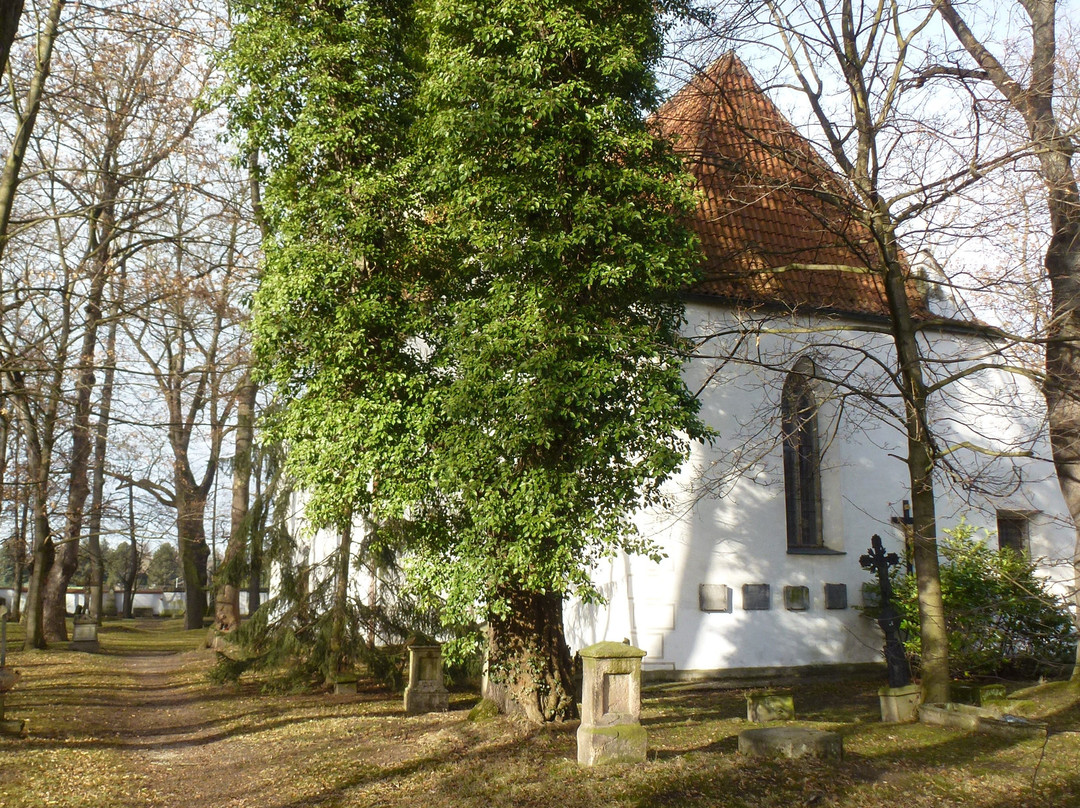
[860,535,912,688]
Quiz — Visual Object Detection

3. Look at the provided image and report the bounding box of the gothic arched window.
[782,359,822,549]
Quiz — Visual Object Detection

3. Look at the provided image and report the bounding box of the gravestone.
[698,584,731,612]
[739,727,843,760]
[403,644,449,715]
[576,641,647,766]
[70,611,100,653]
[746,689,795,722]
[824,583,848,610]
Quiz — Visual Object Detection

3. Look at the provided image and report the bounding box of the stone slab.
[950,683,1007,707]
[918,703,1047,740]
[738,727,843,760]
[0,718,24,736]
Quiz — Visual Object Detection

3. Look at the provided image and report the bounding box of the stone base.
[747,690,795,722]
[404,686,449,715]
[738,727,843,760]
[577,722,648,766]
[879,684,922,723]
[69,639,100,653]
[919,703,1047,739]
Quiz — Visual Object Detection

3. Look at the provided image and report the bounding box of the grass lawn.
[1,617,1079,807]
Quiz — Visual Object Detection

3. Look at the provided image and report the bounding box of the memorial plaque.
[824,583,848,610]
[698,584,731,612]
[783,585,809,611]
[742,583,771,611]
[602,673,630,716]
[860,581,880,609]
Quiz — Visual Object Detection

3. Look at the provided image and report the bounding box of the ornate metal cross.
[859,534,912,688]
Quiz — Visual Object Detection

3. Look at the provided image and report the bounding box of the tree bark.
[123,484,137,619]
[936,0,1080,681]
[0,1,25,78]
[0,0,63,260]
[177,479,210,629]
[213,372,255,633]
[487,587,577,724]
[327,521,353,683]
[42,194,115,641]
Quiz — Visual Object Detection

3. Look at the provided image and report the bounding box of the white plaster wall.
[564,301,1076,674]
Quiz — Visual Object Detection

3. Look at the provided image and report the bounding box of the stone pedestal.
[879,683,922,723]
[576,641,647,766]
[403,644,449,715]
[747,689,795,722]
[69,616,100,653]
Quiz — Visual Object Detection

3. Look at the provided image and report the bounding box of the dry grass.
[1,618,1079,807]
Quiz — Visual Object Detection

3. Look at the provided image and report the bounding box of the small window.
[996,510,1031,555]
[782,359,822,550]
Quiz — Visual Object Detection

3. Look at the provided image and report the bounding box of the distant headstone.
[698,584,731,612]
[739,727,843,760]
[576,641,647,766]
[403,644,449,715]
[742,584,771,610]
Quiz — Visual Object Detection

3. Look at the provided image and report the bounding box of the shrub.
[892,520,1075,679]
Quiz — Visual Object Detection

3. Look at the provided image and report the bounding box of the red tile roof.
[657,54,928,319]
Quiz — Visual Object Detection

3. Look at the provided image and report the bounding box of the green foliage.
[146,543,182,588]
[225,0,705,647]
[892,520,1075,679]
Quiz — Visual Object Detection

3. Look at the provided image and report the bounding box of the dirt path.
[3,641,494,808]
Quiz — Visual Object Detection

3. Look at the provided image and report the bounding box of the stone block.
[403,644,448,715]
[742,583,771,611]
[879,683,922,723]
[783,585,810,611]
[824,583,848,610]
[699,584,731,612]
[951,683,1007,707]
[747,689,795,722]
[738,727,843,760]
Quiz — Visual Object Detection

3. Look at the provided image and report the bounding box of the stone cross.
[859,534,912,688]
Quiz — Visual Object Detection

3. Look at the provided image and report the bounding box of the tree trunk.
[122,484,137,619]
[327,521,353,683]
[247,454,264,613]
[177,482,211,630]
[876,205,951,704]
[487,587,577,724]
[0,1,25,79]
[86,301,119,623]
[0,0,63,260]
[42,200,114,641]
[213,373,255,633]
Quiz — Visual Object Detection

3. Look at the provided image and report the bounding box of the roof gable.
[657,54,928,320]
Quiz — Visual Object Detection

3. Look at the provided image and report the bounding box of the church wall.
[563,301,1076,675]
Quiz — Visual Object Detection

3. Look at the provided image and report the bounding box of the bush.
[892,520,1075,679]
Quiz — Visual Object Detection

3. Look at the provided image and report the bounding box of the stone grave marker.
[70,609,100,653]
[403,644,449,715]
[576,641,647,766]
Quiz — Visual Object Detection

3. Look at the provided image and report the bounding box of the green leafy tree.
[892,521,1075,679]
[226,0,703,722]
[146,543,182,589]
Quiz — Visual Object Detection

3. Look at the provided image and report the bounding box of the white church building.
[291,55,1076,679]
